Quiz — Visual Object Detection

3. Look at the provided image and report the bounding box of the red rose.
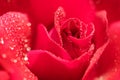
[0,0,120,80]
[27,0,120,80]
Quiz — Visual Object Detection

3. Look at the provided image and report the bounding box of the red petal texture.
[0,12,31,62]
[0,12,38,79]
[93,10,108,49]
[0,70,10,80]
[30,6,96,79]
[33,24,72,60]
[30,0,95,26]
[27,47,94,80]
[93,0,120,23]
[0,58,38,80]
[49,7,66,46]
[49,7,95,59]
[82,21,120,80]
[0,0,30,15]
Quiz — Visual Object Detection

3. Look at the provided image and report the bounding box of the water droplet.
[21,20,24,23]
[11,59,17,63]
[24,56,28,61]
[1,53,7,58]
[24,39,28,43]
[26,47,31,51]
[23,78,27,80]
[9,46,14,50]
[27,23,31,27]
[95,76,104,80]
[17,27,21,30]
[0,38,4,44]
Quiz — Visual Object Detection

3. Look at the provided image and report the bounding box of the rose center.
[60,18,94,59]
[61,19,81,39]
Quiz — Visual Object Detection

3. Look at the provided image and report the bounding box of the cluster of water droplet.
[0,12,32,64]
[0,12,38,79]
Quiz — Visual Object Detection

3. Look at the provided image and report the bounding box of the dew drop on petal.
[26,47,31,51]
[23,78,27,80]
[0,38,4,44]
[9,46,14,50]
[24,56,28,61]
[11,59,18,63]
[24,39,28,43]
[27,22,31,27]
[95,76,104,80]
[55,7,66,26]
[1,53,7,58]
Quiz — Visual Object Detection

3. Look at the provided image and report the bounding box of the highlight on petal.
[54,7,66,27]
[0,12,37,80]
[82,41,109,80]
[50,7,66,46]
[93,10,108,49]
[0,12,31,63]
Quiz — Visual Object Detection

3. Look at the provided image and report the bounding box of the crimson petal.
[33,24,71,60]
[82,21,120,80]
[93,0,120,23]
[93,10,108,49]
[30,0,95,26]
[0,58,37,80]
[82,41,109,80]
[27,47,94,80]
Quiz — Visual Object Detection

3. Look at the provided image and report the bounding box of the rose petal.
[0,58,38,80]
[0,70,10,80]
[93,10,108,49]
[82,21,120,80]
[49,7,66,46]
[30,0,95,26]
[33,24,71,60]
[0,0,30,15]
[69,22,94,49]
[27,48,94,80]
[0,12,31,63]
[49,27,62,45]
[59,18,94,59]
[82,41,109,80]
[93,0,120,23]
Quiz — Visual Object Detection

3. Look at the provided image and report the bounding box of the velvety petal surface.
[0,12,37,80]
[33,24,71,60]
[0,58,37,80]
[30,0,95,26]
[93,10,108,49]
[0,70,10,80]
[27,46,94,80]
[93,0,120,23]
[82,21,120,80]
[0,0,30,15]
[49,7,95,59]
